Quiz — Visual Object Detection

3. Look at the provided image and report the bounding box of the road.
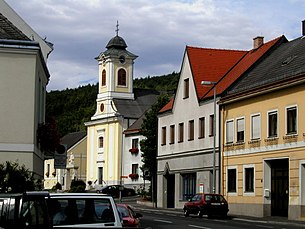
[119,197,305,229]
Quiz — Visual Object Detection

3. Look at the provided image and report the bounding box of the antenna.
[116,20,119,36]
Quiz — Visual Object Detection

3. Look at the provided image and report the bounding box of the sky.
[5,0,305,91]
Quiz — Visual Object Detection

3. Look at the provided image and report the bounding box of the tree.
[0,161,42,193]
[140,94,170,203]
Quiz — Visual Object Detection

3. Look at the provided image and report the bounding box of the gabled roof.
[160,36,285,113]
[222,35,305,100]
[0,13,29,40]
[203,36,286,99]
[60,131,86,150]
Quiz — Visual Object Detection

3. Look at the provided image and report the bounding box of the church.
[85,24,159,189]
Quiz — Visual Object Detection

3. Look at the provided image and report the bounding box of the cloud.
[5,0,305,90]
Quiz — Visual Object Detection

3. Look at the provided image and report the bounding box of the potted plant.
[129,148,139,154]
[129,173,139,180]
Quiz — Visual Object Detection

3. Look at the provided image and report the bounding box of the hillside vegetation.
[46,72,179,137]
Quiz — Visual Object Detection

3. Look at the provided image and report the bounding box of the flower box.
[129,148,139,154]
[129,173,139,180]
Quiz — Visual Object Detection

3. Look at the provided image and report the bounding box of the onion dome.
[106,35,127,50]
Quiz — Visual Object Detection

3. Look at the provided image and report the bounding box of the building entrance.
[165,174,175,208]
[271,159,289,217]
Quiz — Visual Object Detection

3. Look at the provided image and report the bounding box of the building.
[157,35,284,208]
[0,0,53,177]
[44,131,87,190]
[220,22,305,221]
[85,26,159,189]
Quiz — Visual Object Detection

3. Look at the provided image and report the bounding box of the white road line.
[188,224,211,229]
[154,219,173,224]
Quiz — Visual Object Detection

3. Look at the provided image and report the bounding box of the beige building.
[220,24,305,220]
[0,0,53,177]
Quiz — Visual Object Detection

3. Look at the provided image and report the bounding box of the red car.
[117,204,142,227]
[183,193,229,218]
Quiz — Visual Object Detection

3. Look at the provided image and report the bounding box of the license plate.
[211,203,221,205]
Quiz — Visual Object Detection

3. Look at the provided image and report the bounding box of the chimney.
[253,36,264,49]
[302,20,305,36]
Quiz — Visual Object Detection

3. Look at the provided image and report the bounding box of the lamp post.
[201,81,216,194]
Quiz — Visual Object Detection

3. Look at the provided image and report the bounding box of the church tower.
[91,22,138,120]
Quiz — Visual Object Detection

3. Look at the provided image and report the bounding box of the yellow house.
[220,26,305,221]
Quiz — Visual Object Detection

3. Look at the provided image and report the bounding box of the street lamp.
[201,80,216,194]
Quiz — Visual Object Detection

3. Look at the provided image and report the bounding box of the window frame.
[117,68,127,86]
[236,117,245,143]
[188,120,194,141]
[181,173,196,200]
[161,126,166,145]
[198,117,205,139]
[170,125,175,144]
[243,165,255,195]
[250,113,261,140]
[209,114,214,137]
[178,122,184,143]
[225,119,234,144]
[101,69,106,86]
[267,110,278,138]
[183,78,189,99]
[285,105,297,135]
[131,138,139,149]
[227,166,237,195]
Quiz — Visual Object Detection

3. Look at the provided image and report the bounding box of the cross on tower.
[116,20,119,36]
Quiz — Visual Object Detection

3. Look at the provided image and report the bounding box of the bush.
[69,179,86,193]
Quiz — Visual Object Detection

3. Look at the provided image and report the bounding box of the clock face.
[119,55,125,64]
[100,103,104,112]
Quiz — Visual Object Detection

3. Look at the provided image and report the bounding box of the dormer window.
[102,69,106,86]
[118,68,127,86]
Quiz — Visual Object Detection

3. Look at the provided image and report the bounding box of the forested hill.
[46,72,179,137]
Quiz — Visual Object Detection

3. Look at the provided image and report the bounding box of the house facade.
[157,36,284,209]
[0,0,53,177]
[220,23,305,220]
[85,27,159,189]
[44,131,87,190]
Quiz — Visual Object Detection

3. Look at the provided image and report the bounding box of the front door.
[166,174,175,208]
[271,159,289,217]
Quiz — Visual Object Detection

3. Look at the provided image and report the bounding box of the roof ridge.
[186,45,247,52]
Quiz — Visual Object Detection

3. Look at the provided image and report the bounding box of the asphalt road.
[119,197,305,229]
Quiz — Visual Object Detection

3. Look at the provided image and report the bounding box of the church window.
[118,69,127,86]
[102,69,106,86]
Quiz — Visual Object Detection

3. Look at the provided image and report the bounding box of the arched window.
[102,69,106,86]
[118,69,126,86]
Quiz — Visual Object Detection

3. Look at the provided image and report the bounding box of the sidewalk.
[136,200,305,228]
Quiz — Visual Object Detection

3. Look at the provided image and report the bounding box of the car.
[183,193,229,218]
[116,204,142,228]
[97,185,136,197]
[47,192,122,228]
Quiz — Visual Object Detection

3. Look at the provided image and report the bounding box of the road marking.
[188,224,211,229]
[255,225,274,228]
[154,219,173,224]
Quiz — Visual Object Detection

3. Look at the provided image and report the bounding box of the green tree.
[0,161,42,193]
[140,94,170,203]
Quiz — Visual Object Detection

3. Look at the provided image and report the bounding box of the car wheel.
[184,209,190,217]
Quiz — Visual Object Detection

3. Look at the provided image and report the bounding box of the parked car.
[183,193,229,218]
[97,185,136,197]
[116,204,142,227]
[47,192,122,228]
[0,191,51,229]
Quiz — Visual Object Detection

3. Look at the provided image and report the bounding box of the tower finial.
[115,20,119,36]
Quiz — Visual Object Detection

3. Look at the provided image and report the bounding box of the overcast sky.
[5,0,305,91]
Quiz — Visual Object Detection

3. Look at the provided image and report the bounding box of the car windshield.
[204,195,224,202]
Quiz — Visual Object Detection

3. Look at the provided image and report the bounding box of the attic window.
[282,55,297,66]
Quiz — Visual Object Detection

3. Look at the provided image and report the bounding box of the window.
[244,167,254,193]
[102,69,106,86]
[118,69,126,86]
[132,138,139,149]
[178,123,184,143]
[251,114,261,140]
[184,78,189,98]
[132,164,139,174]
[181,173,196,200]
[236,118,245,142]
[268,111,278,138]
[99,136,104,148]
[227,168,236,193]
[226,120,233,144]
[161,127,166,145]
[170,125,175,144]
[209,114,214,136]
[188,120,194,141]
[286,106,297,135]
[199,117,205,138]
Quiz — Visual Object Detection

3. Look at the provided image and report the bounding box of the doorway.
[165,174,175,208]
[271,159,289,217]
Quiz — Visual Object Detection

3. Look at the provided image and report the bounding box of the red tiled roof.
[203,36,285,99]
[188,47,247,99]
[159,36,285,113]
